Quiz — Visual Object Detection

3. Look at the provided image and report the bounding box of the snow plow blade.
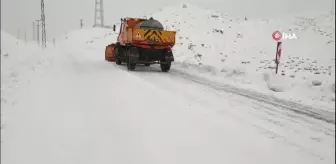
[105,44,116,62]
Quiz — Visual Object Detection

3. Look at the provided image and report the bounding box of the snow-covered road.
[1,42,334,164]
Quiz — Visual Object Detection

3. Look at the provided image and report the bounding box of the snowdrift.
[1,30,55,109]
[53,28,118,65]
[58,28,117,54]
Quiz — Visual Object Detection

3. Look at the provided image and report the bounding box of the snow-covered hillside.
[148,3,335,110]
[58,28,118,54]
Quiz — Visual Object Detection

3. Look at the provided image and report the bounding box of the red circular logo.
[272,31,282,41]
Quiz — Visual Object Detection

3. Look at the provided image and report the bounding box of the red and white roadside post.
[275,41,282,74]
[272,31,283,74]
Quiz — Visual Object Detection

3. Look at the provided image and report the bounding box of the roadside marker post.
[272,31,283,74]
[275,41,282,74]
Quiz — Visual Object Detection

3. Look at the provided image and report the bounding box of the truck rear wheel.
[126,46,139,71]
[127,62,136,70]
[160,62,171,72]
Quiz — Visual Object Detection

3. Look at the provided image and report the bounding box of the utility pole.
[33,21,35,41]
[41,0,47,48]
[80,18,84,29]
[331,0,335,42]
[25,31,27,43]
[332,0,335,14]
[35,20,40,45]
[17,29,20,45]
[93,0,104,27]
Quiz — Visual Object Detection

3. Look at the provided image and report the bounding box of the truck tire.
[144,64,150,67]
[127,62,136,70]
[116,58,122,65]
[160,62,171,72]
[113,45,122,65]
[126,47,138,71]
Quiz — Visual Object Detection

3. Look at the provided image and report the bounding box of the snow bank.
[149,3,335,110]
[59,28,117,50]
[57,28,118,60]
[1,30,55,109]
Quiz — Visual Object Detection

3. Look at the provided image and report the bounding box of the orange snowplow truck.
[105,17,176,72]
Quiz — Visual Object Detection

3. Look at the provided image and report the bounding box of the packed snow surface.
[1,3,335,164]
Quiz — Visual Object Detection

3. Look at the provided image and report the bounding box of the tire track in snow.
[114,63,334,124]
[168,67,335,125]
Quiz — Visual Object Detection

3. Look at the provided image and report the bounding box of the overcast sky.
[1,0,333,41]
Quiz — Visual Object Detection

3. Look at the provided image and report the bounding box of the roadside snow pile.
[0,31,22,56]
[1,30,53,107]
[150,3,335,110]
[55,28,119,65]
[59,28,118,55]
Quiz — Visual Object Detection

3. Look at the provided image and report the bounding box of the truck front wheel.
[127,62,136,70]
[160,62,171,72]
[116,58,122,65]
